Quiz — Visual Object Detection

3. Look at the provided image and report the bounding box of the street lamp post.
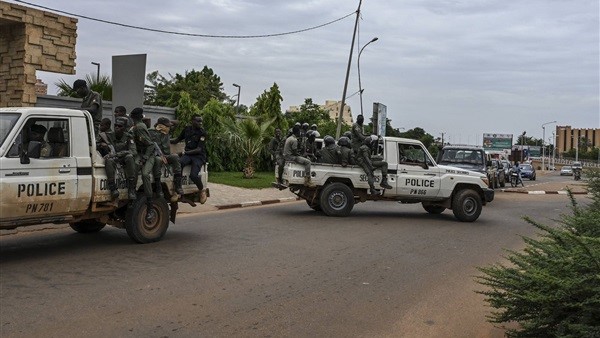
[520,131,526,162]
[91,62,100,82]
[552,131,556,169]
[541,120,556,171]
[232,83,241,115]
[336,0,362,139]
[358,37,378,117]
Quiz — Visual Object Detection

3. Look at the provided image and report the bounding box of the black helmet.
[301,122,309,130]
[324,135,335,146]
[306,130,316,139]
[363,135,372,145]
[294,122,301,127]
[310,124,317,130]
[338,136,350,147]
[343,131,352,139]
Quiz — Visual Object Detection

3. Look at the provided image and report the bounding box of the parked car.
[572,161,583,169]
[520,163,536,180]
[560,166,573,176]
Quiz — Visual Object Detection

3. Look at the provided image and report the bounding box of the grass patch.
[209,171,275,189]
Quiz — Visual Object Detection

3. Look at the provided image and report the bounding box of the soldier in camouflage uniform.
[150,117,184,195]
[275,128,292,184]
[356,136,393,194]
[351,114,367,154]
[338,136,355,167]
[103,117,138,200]
[317,135,341,164]
[73,79,103,136]
[130,108,159,214]
[284,125,314,187]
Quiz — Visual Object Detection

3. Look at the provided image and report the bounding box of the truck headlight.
[481,177,489,186]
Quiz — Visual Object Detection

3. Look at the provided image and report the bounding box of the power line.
[13,0,356,39]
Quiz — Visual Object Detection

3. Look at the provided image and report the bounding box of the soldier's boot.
[154,179,164,199]
[380,176,393,189]
[107,180,119,200]
[127,178,137,200]
[191,176,207,204]
[367,176,378,195]
[173,174,185,195]
[145,197,156,222]
[304,175,316,188]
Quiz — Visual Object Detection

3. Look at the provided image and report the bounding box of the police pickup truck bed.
[277,137,494,222]
[0,107,208,243]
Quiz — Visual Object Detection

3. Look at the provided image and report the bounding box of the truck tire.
[319,182,354,217]
[422,204,445,214]
[125,196,169,243]
[69,220,105,233]
[306,199,321,211]
[451,189,482,222]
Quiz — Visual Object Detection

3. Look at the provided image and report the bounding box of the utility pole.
[336,0,362,139]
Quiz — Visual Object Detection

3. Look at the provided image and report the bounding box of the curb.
[500,189,589,195]
[215,197,300,210]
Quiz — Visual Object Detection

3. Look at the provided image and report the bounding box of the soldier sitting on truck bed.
[356,136,393,194]
[283,125,314,187]
[150,117,184,196]
[103,117,138,200]
[337,136,355,167]
[130,108,159,216]
[316,135,341,164]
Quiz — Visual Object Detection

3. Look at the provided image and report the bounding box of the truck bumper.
[483,188,494,204]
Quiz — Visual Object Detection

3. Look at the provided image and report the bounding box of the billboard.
[483,133,513,151]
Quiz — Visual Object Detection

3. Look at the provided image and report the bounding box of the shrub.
[475,169,600,337]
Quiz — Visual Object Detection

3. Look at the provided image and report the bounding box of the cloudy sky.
[12,0,599,144]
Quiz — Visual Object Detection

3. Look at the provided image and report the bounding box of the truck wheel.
[452,189,482,222]
[422,204,445,214]
[319,182,354,217]
[69,220,105,233]
[125,196,169,243]
[306,199,321,211]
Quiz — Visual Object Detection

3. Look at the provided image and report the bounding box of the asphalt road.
[0,193,589,338]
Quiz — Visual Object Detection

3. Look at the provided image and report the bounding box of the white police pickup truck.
[277,137,494,222]
[0,107,208,243]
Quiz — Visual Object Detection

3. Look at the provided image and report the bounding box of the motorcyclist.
[511,161,524,187]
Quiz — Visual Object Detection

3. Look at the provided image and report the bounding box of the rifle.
[153,142,168,164]
[98,132,116,158]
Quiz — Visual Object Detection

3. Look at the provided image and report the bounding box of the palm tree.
[223,117,274,178]
[55,73,113,100]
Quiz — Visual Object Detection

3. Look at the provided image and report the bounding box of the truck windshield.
[0,113,20,148]
[439,149,483,165]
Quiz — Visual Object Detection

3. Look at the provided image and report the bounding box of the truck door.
[1,117,79,224]
[395,142,441,198]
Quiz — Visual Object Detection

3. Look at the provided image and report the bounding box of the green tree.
[398,127,435,148]
[249,83,286,130]
[145,67,227,108]
[476,169,600,337]
[55,73,112,100]
[223,117,273,178]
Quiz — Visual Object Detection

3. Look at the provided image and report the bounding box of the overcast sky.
[13,0,599,144]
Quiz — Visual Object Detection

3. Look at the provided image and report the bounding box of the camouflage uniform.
[132,120,156,199]
[103,128,137,199]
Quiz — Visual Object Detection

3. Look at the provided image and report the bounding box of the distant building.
[555,125,600,154]
[287,100,354,125]
[34,79,48,96]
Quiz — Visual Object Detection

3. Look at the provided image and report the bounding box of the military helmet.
[310,124,317,130]
[324,135,335,146]
[343,131,352,139]
[363,135,372,145]
[301,122,309,130]
[294,122,301,127]
[338,136,350,147]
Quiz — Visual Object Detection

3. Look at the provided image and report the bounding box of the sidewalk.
[177,183,299,214]
[501,171,589,195]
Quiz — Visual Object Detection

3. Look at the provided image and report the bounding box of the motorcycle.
[573,168,582,181]
[510,169,524,187]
